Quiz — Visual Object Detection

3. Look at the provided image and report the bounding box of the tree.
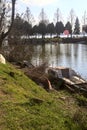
[10,14,24,35]
[22,7,35,38]
[32,25,38,37]
[24,7,34,25]
[82,11,87,35]
[47,23,55,37]
[22,21,32,37]
[54,8,62,23]
[39,8,49,25]
[82,25,87,33]
[82,11,87,25]
[74,17,80,34]
[0,0,16,47]
[69,9,76,36]
[8,13,25,45]
[9,12,33,42]
[54,8,64,37]
[38,8,48,39]
[65,21,72,34]
[55,21,64,37]
[38,22,47,39]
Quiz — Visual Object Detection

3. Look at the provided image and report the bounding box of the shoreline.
[19,37,87,44]
[8,36,87,47]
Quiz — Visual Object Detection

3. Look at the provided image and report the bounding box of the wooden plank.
[63,78,75,85]
[73,76,86,83]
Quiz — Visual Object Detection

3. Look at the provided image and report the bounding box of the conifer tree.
[74,17,80,34]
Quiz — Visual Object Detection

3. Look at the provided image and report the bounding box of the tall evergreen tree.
[32,25,38,37]
[55,21,64,37]
[47,23,55,37]
[9,14,24,37]
[38,22,47,39]
[74,17,80,34]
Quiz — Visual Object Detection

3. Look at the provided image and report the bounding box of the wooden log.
[65,84,75,92]
[46,78,53,90]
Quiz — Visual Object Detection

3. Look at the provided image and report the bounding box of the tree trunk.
[0,36,3,48]
[42,34,44,39]
[0,0,16,47]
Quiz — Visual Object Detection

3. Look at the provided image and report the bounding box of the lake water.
[30,43,87,79]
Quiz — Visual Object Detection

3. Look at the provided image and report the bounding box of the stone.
[0,54,6,64]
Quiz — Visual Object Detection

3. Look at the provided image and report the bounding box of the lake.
[30,43,87,79]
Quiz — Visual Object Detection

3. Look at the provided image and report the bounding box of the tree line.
[10,7,87,40]
[0,0,87,47]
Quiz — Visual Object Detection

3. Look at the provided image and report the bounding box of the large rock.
[0,54,6,64]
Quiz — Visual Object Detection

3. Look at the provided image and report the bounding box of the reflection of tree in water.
[80,45,87,60]
[49,44,60,67]
[63,44,72,66]
[72,44,79,66]
[29,43,87,78]
[73,44,78,57]
[40,44,46,64]
[39,44,50,65]
[55,44,60,66]
[31,45,41,66]
[31,44,49,66]
[31,44,78,67]
[50,44,52,55]
[65,44,72,56]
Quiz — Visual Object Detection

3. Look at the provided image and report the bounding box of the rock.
[30,98,44,105]
[59,96,66,101]
[0,54,6,64]
[22,60,34,68]
[9,72,15,77]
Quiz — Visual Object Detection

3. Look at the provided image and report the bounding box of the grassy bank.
[0,63,87,130]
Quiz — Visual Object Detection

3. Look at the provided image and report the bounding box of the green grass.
[0,63,87,130]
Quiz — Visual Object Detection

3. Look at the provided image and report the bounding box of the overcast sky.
[16,0,87,25]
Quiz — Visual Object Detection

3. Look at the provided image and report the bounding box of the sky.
[16,0,87,25]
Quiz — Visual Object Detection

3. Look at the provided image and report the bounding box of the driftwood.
[47,67,87,94]
[65,84,75,92]
[13,62,87,95]
[46,78,53,90]
[64,83,87,97]
[21,63,54,91]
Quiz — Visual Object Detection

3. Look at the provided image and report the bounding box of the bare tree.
[39,8,49,25]
[0,0,16,47]
[54,8,62,23]
[23,7,35,25]
[69,9,76,37]
[38,8,49,39]
[82,11,87,25]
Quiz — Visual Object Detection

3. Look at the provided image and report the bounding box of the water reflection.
[30,43,87,79]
